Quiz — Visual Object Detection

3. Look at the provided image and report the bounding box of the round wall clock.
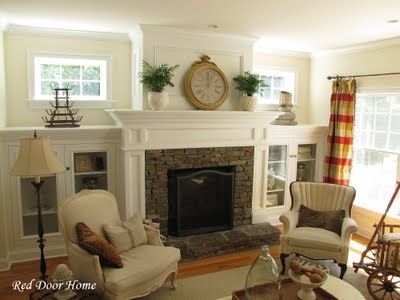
[185,55,228,110]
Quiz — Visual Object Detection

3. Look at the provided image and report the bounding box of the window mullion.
[386,96,393,149]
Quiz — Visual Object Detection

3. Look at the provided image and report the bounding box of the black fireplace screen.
[167,166,234,236]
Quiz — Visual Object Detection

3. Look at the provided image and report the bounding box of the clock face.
[190,68,226,104]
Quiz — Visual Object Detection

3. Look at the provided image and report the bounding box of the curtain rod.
[327,72,400,80]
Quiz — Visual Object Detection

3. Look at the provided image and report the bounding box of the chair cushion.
[76,222,123,268]
[297,204,345,235]
[104,223,133,253]
[102,245,180,293]
[288,227,342,251]
[122,213,147,247]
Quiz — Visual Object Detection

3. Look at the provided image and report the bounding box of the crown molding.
[5,24,130,43]
[312,36,400,58]
[254,47,311,58]
[139,24,257,44]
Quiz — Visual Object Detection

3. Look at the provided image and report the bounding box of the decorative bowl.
[289,268,328,300]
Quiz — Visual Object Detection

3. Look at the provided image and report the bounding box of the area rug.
[142,260,372,300]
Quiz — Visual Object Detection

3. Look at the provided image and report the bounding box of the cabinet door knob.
[66,167,70,171]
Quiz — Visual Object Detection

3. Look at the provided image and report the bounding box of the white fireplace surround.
[107,109,281,223]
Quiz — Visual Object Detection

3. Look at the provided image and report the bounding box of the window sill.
[26,99,114,109]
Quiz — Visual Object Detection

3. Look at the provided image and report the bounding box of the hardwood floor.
[0,234,368,300]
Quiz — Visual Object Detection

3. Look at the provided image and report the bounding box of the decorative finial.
[200,55,211,62]
[33,130,37,138]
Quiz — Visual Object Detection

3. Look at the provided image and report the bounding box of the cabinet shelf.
[23,208,57,217]
[267,189,285,193]
[74,170,107,176]
[297,158,316,162]
[268,160,286,164]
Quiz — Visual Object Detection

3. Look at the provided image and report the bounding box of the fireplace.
[167,166,234,236]
[145,146,254,234]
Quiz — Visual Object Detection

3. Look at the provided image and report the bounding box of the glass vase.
[245,244,280,300]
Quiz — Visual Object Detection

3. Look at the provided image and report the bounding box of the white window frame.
[253,65,299,110]
[27,51,113,109]
[351,91,400,216]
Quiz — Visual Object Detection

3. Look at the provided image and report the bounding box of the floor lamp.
[10,131,65,282]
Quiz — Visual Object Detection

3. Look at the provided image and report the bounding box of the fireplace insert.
[167,166,234,236]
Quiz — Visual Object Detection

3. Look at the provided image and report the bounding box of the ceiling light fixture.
[208,24,219,29]
[387,19,399,24]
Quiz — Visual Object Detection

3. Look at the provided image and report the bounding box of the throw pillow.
[297,205,345,235]
[104,224,133,253]
[76,222,123,268]
[122,213,147,247]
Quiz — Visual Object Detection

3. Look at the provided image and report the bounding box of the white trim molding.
[140,24,257,44]
[0,256,10,271]
[313,36,400,58]
[6,24,130,43]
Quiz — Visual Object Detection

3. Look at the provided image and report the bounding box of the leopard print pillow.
[76,222,123,268]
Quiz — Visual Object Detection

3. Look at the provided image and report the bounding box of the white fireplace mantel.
[106,109,282,222]
[106,109,281,150]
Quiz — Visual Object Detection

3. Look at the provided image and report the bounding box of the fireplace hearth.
[167,166,234,236]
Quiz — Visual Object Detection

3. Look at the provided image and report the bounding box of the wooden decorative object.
[184,55,228,110]
[42,88,83,128]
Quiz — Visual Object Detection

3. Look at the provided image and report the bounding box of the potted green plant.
[139,61,179,110]
[233,71,268,111]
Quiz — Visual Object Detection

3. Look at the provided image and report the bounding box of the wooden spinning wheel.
[368,268,400,299]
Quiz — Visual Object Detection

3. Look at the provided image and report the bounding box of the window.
[351,93,400,214]
[30,53,110,105]
[254,66,297,105]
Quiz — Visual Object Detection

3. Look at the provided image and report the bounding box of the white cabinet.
[1,127,120,264]
[253,125,327,224]
[65,143,116,196]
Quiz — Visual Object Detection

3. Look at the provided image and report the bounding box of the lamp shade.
[10,136,65,177]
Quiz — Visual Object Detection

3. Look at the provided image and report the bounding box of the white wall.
[0,31,6,127]
[254,52,311,124]
[141,26,255,111]
[4,31,132,127]
[310,44,400,124]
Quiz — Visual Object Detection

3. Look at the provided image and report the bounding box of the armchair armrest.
[341,217,358,245]
[279,210,299,236]
[66,242,105,294]
[144,224,164,246]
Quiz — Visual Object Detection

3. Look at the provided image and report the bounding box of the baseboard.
[0,256,11,271]
[8,244,66,266]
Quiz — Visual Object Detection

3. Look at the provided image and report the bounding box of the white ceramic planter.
[148,92,169,110]
[240,95,258,112]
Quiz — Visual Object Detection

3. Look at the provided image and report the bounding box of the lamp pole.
[33,177,47,282]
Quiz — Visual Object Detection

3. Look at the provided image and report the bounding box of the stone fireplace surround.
[145,146,254,234]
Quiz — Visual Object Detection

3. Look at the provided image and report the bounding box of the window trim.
[253,65,299,110]
[27,51,113,109]
[352,92,400,216]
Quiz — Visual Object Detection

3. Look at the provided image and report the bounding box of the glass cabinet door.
[73,151,108,193]
[296,144,317,182]
[20,175,59,236]
[266,145,288,207]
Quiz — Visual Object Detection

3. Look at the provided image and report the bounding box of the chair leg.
[338,263,347,279]
[170,272,177,289]
[280,253,289,275]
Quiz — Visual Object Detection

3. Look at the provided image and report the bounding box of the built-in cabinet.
[1,127,120,265]
[253,125,327,224]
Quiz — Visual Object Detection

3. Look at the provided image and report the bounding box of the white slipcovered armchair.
[58,190,181,299]
[279,181,357,279]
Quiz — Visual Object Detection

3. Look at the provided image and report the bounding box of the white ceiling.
[1,0,400,52]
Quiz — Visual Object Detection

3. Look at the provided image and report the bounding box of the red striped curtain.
[323,79,357,185]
